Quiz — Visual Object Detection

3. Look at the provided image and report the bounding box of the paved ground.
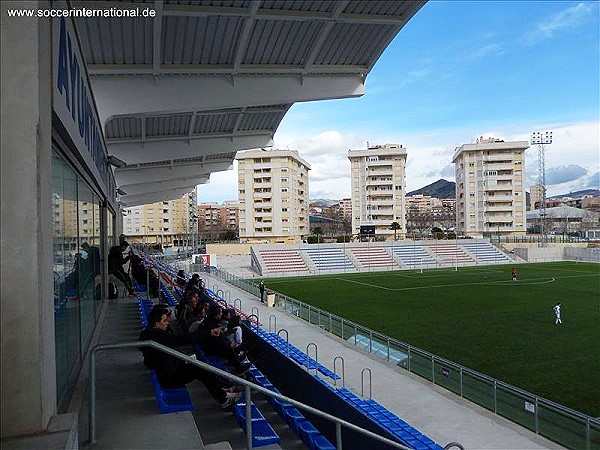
[200,270,564,450]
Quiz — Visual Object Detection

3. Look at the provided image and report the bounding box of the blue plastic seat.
[233,398,281,447]
[149,370,194,414]
[299,419,320,446]
[311,434,336,450]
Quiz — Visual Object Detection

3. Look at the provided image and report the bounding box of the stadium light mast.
[531,131,553,247]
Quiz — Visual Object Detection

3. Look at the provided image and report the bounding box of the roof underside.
[73,0,425,207]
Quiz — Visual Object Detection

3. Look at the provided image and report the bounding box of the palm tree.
[390,222,401,241]
[313,226,324,243]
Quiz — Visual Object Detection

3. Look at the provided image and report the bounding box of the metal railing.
[210,267,600,450]
[89,341,412,450]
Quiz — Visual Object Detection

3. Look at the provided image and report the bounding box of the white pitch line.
[336,277,561,291]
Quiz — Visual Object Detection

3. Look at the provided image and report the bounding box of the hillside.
[407,179,455,198]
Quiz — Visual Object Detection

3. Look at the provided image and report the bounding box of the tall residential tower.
[348,143,407,240]
[453,137,529,237]
[237,149,310,244]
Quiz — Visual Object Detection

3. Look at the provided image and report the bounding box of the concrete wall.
[564,247,600,263]
[1,1,55,437]
[206,243,252,256]
[502,243,591,263]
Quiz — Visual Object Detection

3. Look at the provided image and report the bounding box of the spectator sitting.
[180,291,205,333]
[150,304,175,335]
[184,273,202,296]
[138,308,242,408]
[174,269,187,288]
[131,255,159,298]
[204,304,245,355]
[219,309,243,349]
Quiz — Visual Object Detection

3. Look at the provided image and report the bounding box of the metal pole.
[494,380,498,413]
[586,417,590,450]
[89,349,97,444]
[246,386,253,449]
[387,337,390,362]
[336,422,343,450]
[460,367,463,397]
[534,398,539,434]
[146,266,150,300]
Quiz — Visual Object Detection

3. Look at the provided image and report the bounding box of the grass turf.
[260,261,600,417]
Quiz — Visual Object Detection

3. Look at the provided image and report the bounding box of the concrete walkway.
[202,271,564,450]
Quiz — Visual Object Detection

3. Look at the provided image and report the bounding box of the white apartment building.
[453,137,529,237]
[348,144,407,240]
[237,149,310,244]
[529,184,545,210]
[123,189,197,246]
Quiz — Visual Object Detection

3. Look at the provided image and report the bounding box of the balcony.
[483,162,514,171]
[366,160,394,167]
[485,204,513,212]
[365,179,393,187]
[484,184,513,192]
[487,216,513,223]
[486,195,512,202]
[483,153,513,162]
[368,168,393,175]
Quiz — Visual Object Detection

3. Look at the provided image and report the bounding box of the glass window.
[52,151,81,407]
[52,150,107,411]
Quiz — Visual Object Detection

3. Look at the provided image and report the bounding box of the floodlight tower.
[530,131,553,246]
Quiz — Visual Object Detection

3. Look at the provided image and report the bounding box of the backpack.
[108,282,119,299]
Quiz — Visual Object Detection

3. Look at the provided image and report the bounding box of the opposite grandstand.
[259,261,600,417]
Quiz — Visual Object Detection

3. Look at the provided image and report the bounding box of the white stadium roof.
[73,0,426,206]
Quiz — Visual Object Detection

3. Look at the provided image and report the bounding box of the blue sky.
[199,1,600,203]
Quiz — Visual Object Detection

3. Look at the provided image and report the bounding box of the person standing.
[259,280,265,303]
[511,267,517,282]
[108,241,136,296]
[553,302,562,325]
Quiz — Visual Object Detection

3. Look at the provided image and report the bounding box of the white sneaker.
[220,391,242,409]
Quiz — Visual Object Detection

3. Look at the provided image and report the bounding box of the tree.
[390,221,401,241]
[312,226,324,243]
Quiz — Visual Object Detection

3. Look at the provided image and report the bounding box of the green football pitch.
[261,261,600,416]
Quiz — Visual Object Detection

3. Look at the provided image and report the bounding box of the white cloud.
[197,121,599,203]
[524,2,595,45]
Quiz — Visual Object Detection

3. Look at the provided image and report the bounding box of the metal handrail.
[361,368,372,399]
[333,356,345,388]
[306,342,318,376]
[234,298,242,311]
[268,315,277,333]
[207,265,600,448]
[277,328,289,356]
[89,341,412,450]
[251,307,259,324]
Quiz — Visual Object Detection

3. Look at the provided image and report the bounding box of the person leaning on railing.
[139,308,242,408]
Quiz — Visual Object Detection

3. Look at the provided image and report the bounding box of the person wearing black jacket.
[108,241,135,296]
[139,308,241,408]
[130,255,159,298]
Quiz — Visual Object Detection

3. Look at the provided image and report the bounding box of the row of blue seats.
[253,327,340,381]
[335,388,442,450]
[160,285,178,307]
[148,255,439,449]
[247,367,335,450]
[135,290,196,414]
[192,344,281,447]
